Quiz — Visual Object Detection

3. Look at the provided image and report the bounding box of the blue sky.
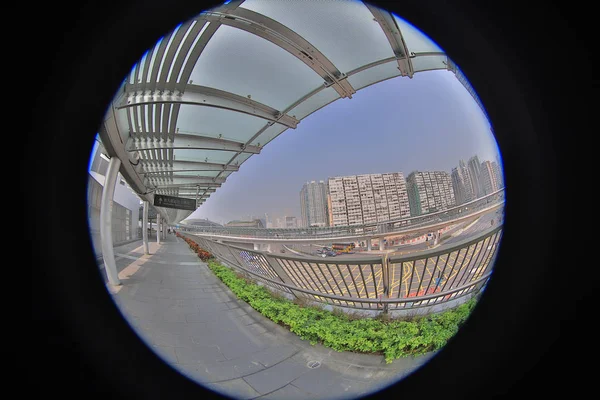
[187,69,501,224]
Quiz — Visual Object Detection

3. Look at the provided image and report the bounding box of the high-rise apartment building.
[328,177,348,226]
[285,216,298,228]
[327,172,410,226]
[491,161,504,189]
[467,155,484,199]
[451,167,468,205]
[382,173,411,221]
[480,160,500,195]
[451,159,476,205]
[459,159,474,203]
[300,180,329,228]
[406,171,455,216]
[265,213,274,228]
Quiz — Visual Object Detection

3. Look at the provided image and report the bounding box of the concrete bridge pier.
[253,243,271,252]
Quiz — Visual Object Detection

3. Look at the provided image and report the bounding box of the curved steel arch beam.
[365,4,414,78]
[199,7,356,99]
[139,160,239,174]
[145,181,223,189]
[127,132,261,154]
[118,84,299,129]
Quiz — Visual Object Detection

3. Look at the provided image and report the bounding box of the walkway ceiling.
[99,0,457,225]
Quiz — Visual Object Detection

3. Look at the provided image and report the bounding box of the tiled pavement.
[100,234,437,399]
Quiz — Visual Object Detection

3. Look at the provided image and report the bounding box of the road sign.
[153,194,196,211]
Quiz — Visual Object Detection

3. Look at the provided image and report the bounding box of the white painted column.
[142,201,149,254]
[99,157,121,286]
[156,213,161,244]
[380,239,385,251]
[367,238,372,251]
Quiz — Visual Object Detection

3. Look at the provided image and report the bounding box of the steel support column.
[99,157,122,286]
[157,213,161,244]
[143,201,149,254]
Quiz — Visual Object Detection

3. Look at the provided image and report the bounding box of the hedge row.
[179,236,477,363]
[205,258,477,363]
[177,233,213,261]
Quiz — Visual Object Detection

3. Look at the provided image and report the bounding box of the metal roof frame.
[99,0,455,224]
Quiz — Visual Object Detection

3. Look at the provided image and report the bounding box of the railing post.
[381,254,389,314]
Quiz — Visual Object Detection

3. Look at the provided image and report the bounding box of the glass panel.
[241,0,394,73]
[287,87,340,121]
[167,20,198,82]
[249,123,287,146]
[412,54,448,72]
[177,22,209,84]
[347,60,402,91]
[173,148,236,164]
[128,63,136,84]
[137,51,149,84]
[176,104,267,142]
[392,14,444,54]
[188,25,324,110]
[157,25,181,82]
[146,37,164,83]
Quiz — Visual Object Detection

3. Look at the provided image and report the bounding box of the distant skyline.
[187,69,502,224]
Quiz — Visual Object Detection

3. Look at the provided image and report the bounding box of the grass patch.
[204,258,477,363]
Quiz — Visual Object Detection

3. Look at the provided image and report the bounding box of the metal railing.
[180,224,503,313]
[178,189,504,240]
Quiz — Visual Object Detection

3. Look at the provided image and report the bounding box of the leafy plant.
[182,237,478,363]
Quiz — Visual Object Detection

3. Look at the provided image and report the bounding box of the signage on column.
[153,194,197,211]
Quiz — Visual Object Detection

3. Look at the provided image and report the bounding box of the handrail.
[200,245,491,304]
[180,225,501,312]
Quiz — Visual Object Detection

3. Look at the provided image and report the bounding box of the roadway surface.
[285,208,502,259]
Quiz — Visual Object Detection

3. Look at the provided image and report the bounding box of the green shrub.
[203,258,477,363]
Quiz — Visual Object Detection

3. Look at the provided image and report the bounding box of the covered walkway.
[102,233,435,399]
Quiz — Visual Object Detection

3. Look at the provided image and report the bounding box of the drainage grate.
[307,360,321,369]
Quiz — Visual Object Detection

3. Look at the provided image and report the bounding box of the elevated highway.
[180,190,504,247]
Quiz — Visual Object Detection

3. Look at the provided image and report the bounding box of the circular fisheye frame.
[87,1,505,398]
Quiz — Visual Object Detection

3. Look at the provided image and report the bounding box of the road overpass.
[179,191,504,251]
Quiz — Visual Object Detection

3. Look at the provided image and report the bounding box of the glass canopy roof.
[99,0,460,224]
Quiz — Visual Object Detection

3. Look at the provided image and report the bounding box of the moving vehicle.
[331,242,355,253]
[321,250,337,257]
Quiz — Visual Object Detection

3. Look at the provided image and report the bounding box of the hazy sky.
[187,69,501,224]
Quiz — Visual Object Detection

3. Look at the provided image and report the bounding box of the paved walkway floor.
[101,234,436,399]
